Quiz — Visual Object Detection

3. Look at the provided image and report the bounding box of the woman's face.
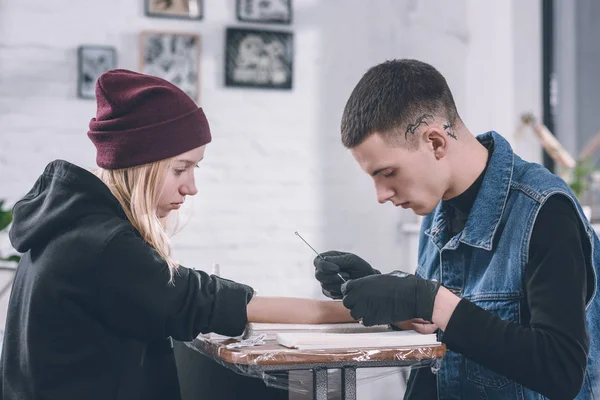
[156,145,206,218]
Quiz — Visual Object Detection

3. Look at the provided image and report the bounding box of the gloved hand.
[341,271,441,326]
[314,251,380,299]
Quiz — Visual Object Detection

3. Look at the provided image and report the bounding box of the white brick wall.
[0,0,542,398]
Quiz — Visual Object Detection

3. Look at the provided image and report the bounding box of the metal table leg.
[341,367,357,400]
[313,368,328,400]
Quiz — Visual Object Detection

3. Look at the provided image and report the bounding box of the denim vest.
[416,131,600,399]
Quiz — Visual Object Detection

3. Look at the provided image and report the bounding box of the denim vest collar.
[425,131,513,251]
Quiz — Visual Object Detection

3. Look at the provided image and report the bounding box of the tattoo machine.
[294,231,347,283]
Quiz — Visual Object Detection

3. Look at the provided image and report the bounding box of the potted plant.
[568,159,595,221]
[0,200,20,264]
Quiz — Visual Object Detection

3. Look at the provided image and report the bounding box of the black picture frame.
[140,31,201,102]
[225,27,293,90]
[77,45,117,99]
[236,0,292,25]
[145,0,203,21]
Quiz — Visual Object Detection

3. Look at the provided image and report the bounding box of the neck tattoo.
[444,123,457,140]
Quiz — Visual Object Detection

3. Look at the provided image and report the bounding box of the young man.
[314,59,599,399]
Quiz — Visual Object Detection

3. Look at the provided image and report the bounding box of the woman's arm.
[247,296,356,324]
[97,230,254,341]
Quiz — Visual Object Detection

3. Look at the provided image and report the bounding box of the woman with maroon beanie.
[0,70,353,400]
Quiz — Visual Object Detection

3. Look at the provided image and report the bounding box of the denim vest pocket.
[465,298,519,388]
[465,359,512,388]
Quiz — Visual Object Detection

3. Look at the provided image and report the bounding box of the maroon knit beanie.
[87,69,211,169]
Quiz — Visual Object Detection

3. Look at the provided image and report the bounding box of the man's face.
[350,133,449,215]
[156,145,206,218]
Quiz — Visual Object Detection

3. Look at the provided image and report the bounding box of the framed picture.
[236,0,292,24]
[140,31,200,102]
[77,46,117,99]
[225,28,293,90]
[145,0,203,20]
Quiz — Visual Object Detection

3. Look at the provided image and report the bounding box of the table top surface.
[192,335,447,366]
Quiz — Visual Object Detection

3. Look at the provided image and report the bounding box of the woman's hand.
[392,318,439,334]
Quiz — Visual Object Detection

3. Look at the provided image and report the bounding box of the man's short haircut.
[341,59,459,149]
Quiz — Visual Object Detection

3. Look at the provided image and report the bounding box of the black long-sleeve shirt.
[404,163,591,399]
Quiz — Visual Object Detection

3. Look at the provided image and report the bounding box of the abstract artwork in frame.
[236,0,292,24]
[140,31,200,102]
[77,45,117,99]
[225,28,293,90]
[145,0,203,20]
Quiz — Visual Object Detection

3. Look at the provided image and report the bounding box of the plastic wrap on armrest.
[184,333,445,394]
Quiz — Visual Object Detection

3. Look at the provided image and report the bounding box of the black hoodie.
[1,160,254,400]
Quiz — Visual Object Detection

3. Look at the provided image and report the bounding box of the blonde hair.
[94,157,179,282]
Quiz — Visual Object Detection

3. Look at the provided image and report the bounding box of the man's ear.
[422,128,447,160]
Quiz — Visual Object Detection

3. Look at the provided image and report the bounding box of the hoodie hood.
[10,160,125,253]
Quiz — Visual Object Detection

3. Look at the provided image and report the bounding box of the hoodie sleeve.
[96,229,254,342]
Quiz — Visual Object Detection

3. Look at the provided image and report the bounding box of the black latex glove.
[314,251,380,299]
[341,271,441,326]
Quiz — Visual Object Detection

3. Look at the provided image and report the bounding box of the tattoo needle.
[294,231,347,283]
